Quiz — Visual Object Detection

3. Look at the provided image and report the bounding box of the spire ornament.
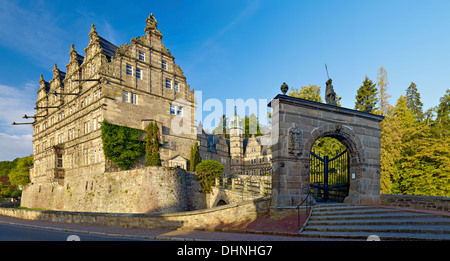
[89,24,100,43]
[145,13,162,37]
[280,82,289,95]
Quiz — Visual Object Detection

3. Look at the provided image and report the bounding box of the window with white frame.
[177,106,183,116]
[170,104,176,115]
[174,81,179,92]
[162,60,167,70]
[98,146,102,162]
[131,93,138,104]
[126,64,133,75]
[165,78,172,89]
[122,91,129,102]
[136,68,142,80]
[122,91,138,104]
[138,51,145,61]
[84,149,87,165]
[56,153,63,168]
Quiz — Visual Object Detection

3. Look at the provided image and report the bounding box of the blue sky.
[1,0,449,161]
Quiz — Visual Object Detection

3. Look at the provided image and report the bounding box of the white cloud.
[0,83,36,133]
[0,133,33,161]
[0,82,36,162]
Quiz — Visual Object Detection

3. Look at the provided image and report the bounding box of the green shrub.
[195,160,224,193]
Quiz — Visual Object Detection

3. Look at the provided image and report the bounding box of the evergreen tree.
[145,122,161,166]
[355,76,378,113]
[405,82,424,122]
[377,66,391,116]
[190,141,200,171]
[436,89,450,128]
[190,145,194,171]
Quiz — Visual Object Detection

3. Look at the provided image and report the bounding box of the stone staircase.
[300,203,450,241]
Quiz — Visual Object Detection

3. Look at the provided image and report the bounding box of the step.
[311,208,403,216]
[304,224,450,234]
[313,205,375,212]
[309,212,434,221]
[299,230,450,241]
[308,217,450,226]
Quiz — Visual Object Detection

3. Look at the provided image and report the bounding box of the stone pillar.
[222,178,228,188]
[231,178,236,190]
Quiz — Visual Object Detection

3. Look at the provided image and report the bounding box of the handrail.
[296,189,313,228]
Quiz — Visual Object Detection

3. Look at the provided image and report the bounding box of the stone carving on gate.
[288,127,303,157]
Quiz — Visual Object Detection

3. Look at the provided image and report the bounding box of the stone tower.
[229,107,244,175]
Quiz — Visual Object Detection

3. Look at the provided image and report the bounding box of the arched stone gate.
[268,94,384,207]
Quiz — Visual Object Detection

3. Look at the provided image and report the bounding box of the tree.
[379,106,401,194]
[8,154,33,187]
[190,141,200,171]
[211,114,229,138]
[0,182,13,199]
[436,89,450,128]
[405,82,424,122]
[195,160,224,193]
[244,113,263,138]
[145,121,162,166]
[0,160,17,177]
[377,66,391,116]
[288,84,323,103]
[355,76,378,113]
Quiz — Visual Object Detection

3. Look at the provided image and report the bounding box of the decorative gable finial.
[89,24,99,43]
[69,43,78,59]
[52,63,60,80]
[145,13,162,37]
[146,13,157,29]
[39,74,45,85]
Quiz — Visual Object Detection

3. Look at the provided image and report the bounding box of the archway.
[268,94,384,208]
[309,137,349,202]
[216,200,227,206]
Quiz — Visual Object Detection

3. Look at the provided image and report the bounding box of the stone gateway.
[268,93,384,207]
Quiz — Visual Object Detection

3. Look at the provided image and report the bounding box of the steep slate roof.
[98,36,119,60]
[76,54,85,65]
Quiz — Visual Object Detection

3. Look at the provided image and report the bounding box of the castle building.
[31,14,196,185]
[196,110,272,177]
[30,13,270,189]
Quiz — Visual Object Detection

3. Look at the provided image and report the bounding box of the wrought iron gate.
[309,149,350,202]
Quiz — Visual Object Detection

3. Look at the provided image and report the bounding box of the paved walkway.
[0,214,353,241]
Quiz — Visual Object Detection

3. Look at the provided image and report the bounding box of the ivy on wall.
[100,120,145,170]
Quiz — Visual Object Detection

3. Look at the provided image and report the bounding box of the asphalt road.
[0,222,148,241]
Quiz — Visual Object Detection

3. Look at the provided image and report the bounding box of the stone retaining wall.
[0,197,271,230]
[380,194,449,212]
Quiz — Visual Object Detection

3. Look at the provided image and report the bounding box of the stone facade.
[21,166,206,213]
[380,194,450,212]
[24,14,199,211]
[31,14,196,186]
[196,112,273,177]
[269,94,384,207]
